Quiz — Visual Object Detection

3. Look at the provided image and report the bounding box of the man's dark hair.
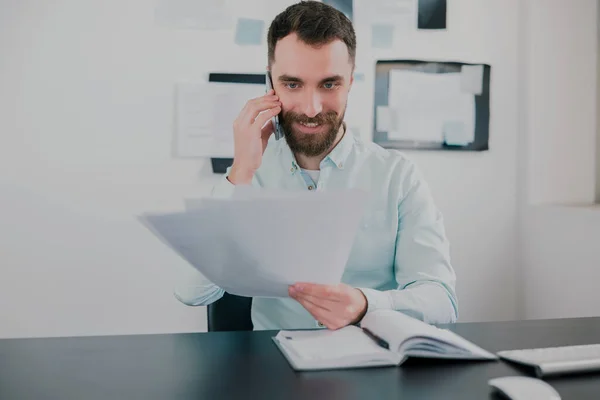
[267,1,356,67]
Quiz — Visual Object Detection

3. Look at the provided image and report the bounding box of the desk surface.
[1,317,600,399]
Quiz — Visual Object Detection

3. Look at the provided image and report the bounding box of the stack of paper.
[139,187,368,297]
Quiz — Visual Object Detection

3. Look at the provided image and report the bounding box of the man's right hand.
[228,89,282,185]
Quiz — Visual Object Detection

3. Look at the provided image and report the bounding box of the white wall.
[0,0,521,338]
[522,205,600,319]
[524,0,598,206]
[520,0,600,319]
[597,5,600,204]
[375,0,521,323]
[0,0,218,338]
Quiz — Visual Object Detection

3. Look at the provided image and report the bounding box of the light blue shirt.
[175,131,458,330]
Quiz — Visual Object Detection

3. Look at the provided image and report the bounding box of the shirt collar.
[278,122,354,171]
[323,122,354,170]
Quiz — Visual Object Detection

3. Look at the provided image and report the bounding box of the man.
[175,1,458,330]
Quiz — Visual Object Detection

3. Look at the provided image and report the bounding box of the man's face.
[270,33,354,157]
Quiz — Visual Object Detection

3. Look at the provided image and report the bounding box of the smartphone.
[266,71,284,140]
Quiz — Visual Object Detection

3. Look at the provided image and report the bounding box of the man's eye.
[286,83,299,89]
[323,82,338,89]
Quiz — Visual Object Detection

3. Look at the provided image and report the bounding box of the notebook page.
[361,309,430,352]
[362,310,496,359]
[276,327,390,361]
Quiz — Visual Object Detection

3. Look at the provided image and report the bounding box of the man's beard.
[281,106,346,157]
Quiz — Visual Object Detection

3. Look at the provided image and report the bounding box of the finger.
[295,297,328,320]
[295,298,339,329]
[290,287,332,311]
[294,293,356,327]
[293,292,339,309]
[254,106,281,129]
[260,117,274,137]
[236,94,278,124]
[327,316,350,330]
[240,97,280,125]
[297,296,330,313]
[292,283,343,301]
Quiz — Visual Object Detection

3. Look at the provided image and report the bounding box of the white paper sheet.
[154,0,233,30]
[387,70,475,143]
[234,18,265,46]
[376,106,394,131]
[233,0,296,23]
[140,189,368,298]
[344,72,369,139]
[371,24,395,48]
[174,82,265,158]
[460,64,484,95]
[356,0,416,32]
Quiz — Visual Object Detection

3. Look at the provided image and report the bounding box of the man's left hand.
[288,282,368,330]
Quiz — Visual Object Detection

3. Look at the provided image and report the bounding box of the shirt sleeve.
[211,167,237,199]
[173,167,260,306]
[358,161,458,324]
[173,266,226,306]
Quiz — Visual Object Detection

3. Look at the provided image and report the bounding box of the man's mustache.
[284,111,338,125]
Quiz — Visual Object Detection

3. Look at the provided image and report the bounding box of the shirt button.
[338,163,343,168]
[308,185,314,190]
[317,321,325,328]
[290,167,294,172]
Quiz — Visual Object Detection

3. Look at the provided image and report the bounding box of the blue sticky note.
[371,24,394,49]
[235,18,264,46]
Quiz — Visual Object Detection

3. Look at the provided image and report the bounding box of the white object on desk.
[273,309,497,371]
[140,188,367,297]
[488,376,561,400]
[497,343,600,377]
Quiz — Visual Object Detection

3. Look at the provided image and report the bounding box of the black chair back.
[207,292,253,332]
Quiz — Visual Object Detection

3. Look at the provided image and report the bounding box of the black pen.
[362,327,390,350]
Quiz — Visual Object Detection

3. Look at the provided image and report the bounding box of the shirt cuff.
[211,175,236,199]
[357,287,393,314]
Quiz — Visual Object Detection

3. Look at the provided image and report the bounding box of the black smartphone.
[266,71,284,140]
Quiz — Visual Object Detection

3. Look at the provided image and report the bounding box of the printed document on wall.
[233,0,297,24]
[155,0,233,30]
[387,70,475,144]
[174,82,265,158]
[355,0,416,31]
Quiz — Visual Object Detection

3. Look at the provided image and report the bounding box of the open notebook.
[273,310,497,371]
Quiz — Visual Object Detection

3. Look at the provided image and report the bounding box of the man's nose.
[301,90,323,118]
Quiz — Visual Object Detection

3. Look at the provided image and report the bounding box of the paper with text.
[141,189,367,297]
[233,0,296,24]
[460,64,484,95]
[387,70,475,143]
[155,0,233,30]
[356,0,416,32]
[174,82,265,158]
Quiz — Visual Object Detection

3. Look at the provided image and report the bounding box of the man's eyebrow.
[277,75,345,84]
[319,75,344,84]
[278,75,303,83]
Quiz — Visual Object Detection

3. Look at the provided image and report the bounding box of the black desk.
[1,317,600,399]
